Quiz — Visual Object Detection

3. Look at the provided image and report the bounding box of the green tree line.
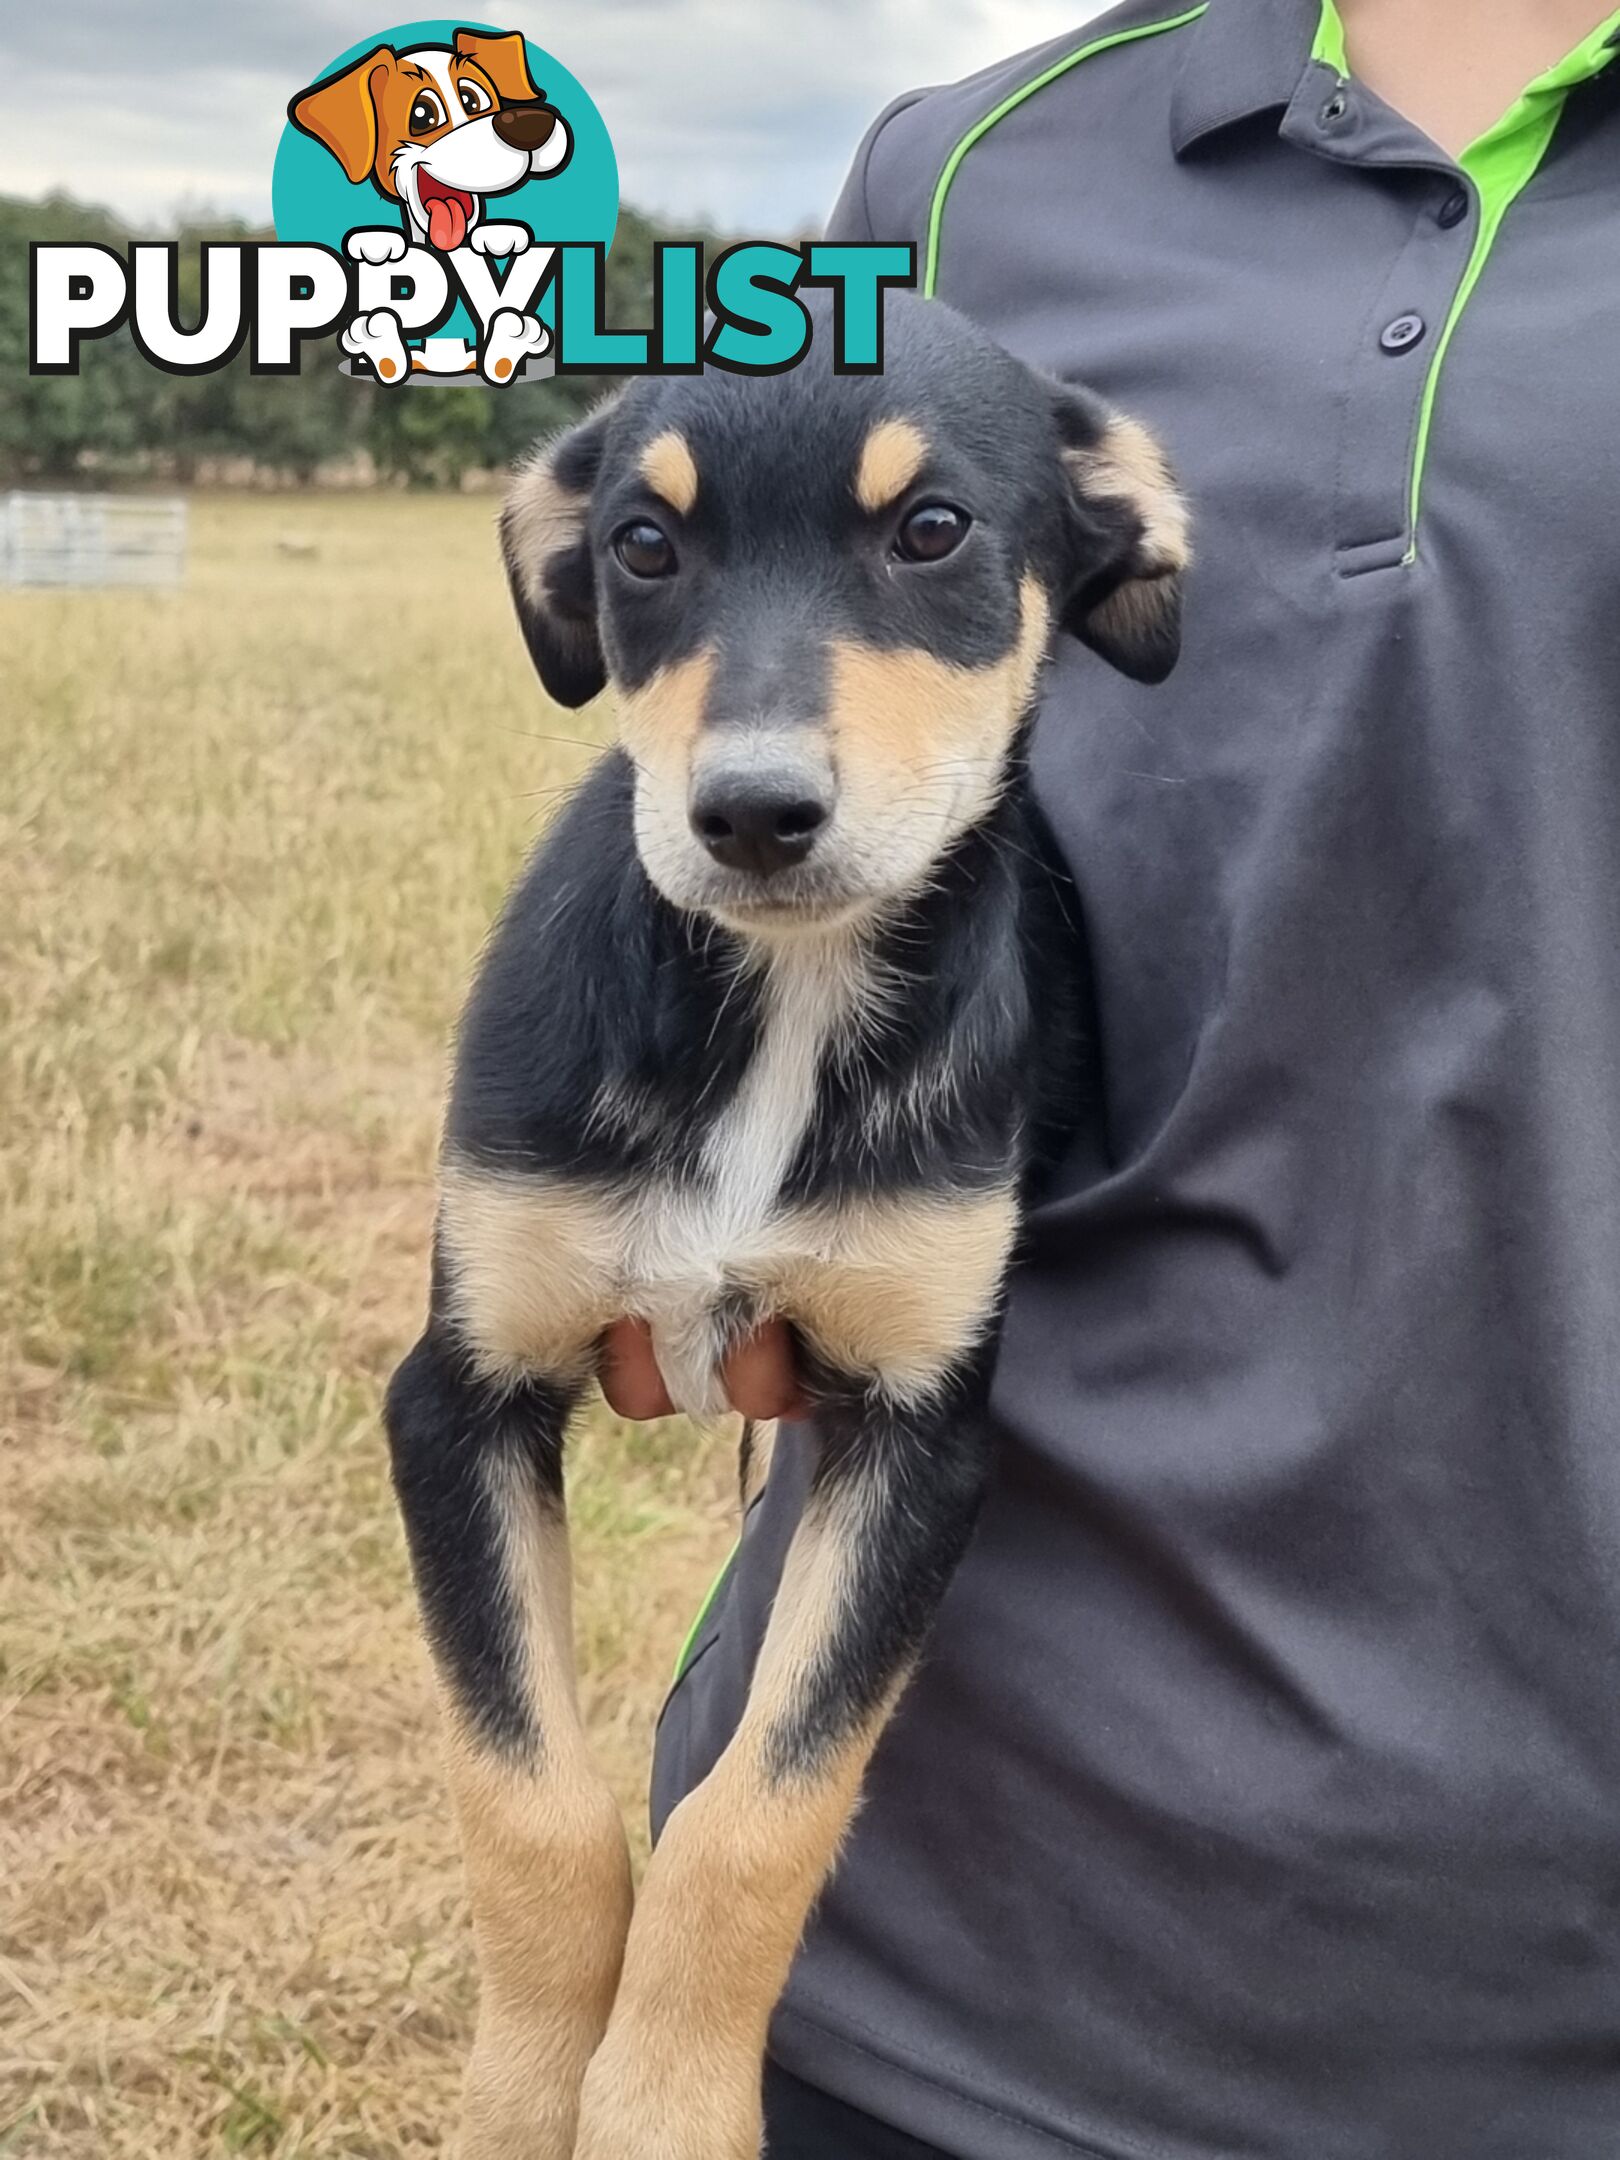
[0,193,709,487]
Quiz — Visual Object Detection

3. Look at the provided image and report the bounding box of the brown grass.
[0,493,736,2157]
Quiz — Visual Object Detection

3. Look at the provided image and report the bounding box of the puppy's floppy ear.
[500,403,618,708]
[288,49,393,185]
[1049,384,1190,685]
[453,28,540,104]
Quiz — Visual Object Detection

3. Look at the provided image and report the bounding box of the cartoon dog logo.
[289,28,571,382]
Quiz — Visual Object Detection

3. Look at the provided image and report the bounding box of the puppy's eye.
[613,521,678,580]
[894,502,971,564]
[409,90,447,134]
[457,80,492,116]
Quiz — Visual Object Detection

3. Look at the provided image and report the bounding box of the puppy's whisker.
[499,726,607,754]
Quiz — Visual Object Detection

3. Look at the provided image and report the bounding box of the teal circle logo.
[272,19,617,382]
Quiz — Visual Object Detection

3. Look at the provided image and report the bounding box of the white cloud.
[0,0,1098,232]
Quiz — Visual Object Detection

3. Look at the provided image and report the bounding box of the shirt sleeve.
[821,89,933,247]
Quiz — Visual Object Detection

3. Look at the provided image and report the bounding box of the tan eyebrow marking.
[854,417,929,514]
[638,430,700,517]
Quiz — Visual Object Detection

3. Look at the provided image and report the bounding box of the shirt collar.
[1172,0,1620,161]
[1170,0,1334,156]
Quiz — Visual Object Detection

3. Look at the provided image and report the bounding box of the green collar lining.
[1458,5,1620,178]
[1311,0,1349,79]
[1310,0,1620,163]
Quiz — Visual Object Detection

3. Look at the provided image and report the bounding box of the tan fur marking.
[573,1490,896,2160]
[504,449,590,613]
[442,1143,1014,1407]
[444,1466,632,2159]
[1064,416,1188,670]
[768,1185,1017,1402]
[827,573,1051,851]
[1069,414,1191,575]
[439,1159,621,1385]
[626,578,1055,913]
[639,429,700,517]
[622,648,717,786]
[854,416,929,513]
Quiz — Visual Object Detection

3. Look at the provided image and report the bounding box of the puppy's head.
[289,31,570,246]
[502,293,1188,936]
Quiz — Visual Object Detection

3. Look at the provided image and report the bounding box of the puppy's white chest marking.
[630,938,867,1416]
[443,938,861,1407]
[439,934,1017,1414]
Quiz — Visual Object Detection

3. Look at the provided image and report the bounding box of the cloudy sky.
[1,1,1101,235]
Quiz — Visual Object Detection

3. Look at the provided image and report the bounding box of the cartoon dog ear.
[453,28,540,104]
[500,404,620,708]
[288,48,393,185]
[1049,384,1190,685]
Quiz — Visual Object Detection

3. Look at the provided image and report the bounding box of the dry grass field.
[0,493,736,2157]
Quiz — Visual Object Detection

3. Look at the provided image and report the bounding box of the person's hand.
[599,1315,809,1421]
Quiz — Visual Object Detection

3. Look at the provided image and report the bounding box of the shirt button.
[1321,91,1350,125]
[1437,187,1470,228]
[1380,312,1426,355]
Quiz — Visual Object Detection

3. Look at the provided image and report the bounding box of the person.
[609,1,1620,2151]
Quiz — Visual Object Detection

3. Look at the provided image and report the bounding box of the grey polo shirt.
[651,3,1620,2153]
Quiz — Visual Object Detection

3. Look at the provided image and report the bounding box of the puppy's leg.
[573,1366,994,2160]
[386,1327,632,2160]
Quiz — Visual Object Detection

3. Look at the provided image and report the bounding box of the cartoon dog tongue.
[426,192,469,251]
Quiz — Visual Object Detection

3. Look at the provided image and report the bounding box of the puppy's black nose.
[493,103,559,153]
[690,778,830,878]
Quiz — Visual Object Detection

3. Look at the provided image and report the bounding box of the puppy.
[386,290,1188,2160]
[289,28,571,258]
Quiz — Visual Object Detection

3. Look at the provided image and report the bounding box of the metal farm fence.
[1,492,187,590]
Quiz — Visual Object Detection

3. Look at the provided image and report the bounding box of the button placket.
[1280,70,1480,574]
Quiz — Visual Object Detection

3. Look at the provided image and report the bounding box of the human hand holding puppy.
[599,1316,808,1422]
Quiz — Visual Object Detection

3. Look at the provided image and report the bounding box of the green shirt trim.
[1405,8,1620,556]
[672,1536,739,1685]
[923,6,1209,298]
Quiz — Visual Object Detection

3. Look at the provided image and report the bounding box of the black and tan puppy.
[385,291,1188,2160]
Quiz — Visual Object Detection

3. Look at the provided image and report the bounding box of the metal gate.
[1,493,187,590]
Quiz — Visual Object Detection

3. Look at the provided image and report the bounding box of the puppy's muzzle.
[689,758,833,880]
[493,103,560,154]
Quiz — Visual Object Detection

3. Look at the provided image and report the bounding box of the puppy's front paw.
[345,227,408,266]
[469,222,530,258]
[572,2042,762,2160]
[341,307,410,384]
